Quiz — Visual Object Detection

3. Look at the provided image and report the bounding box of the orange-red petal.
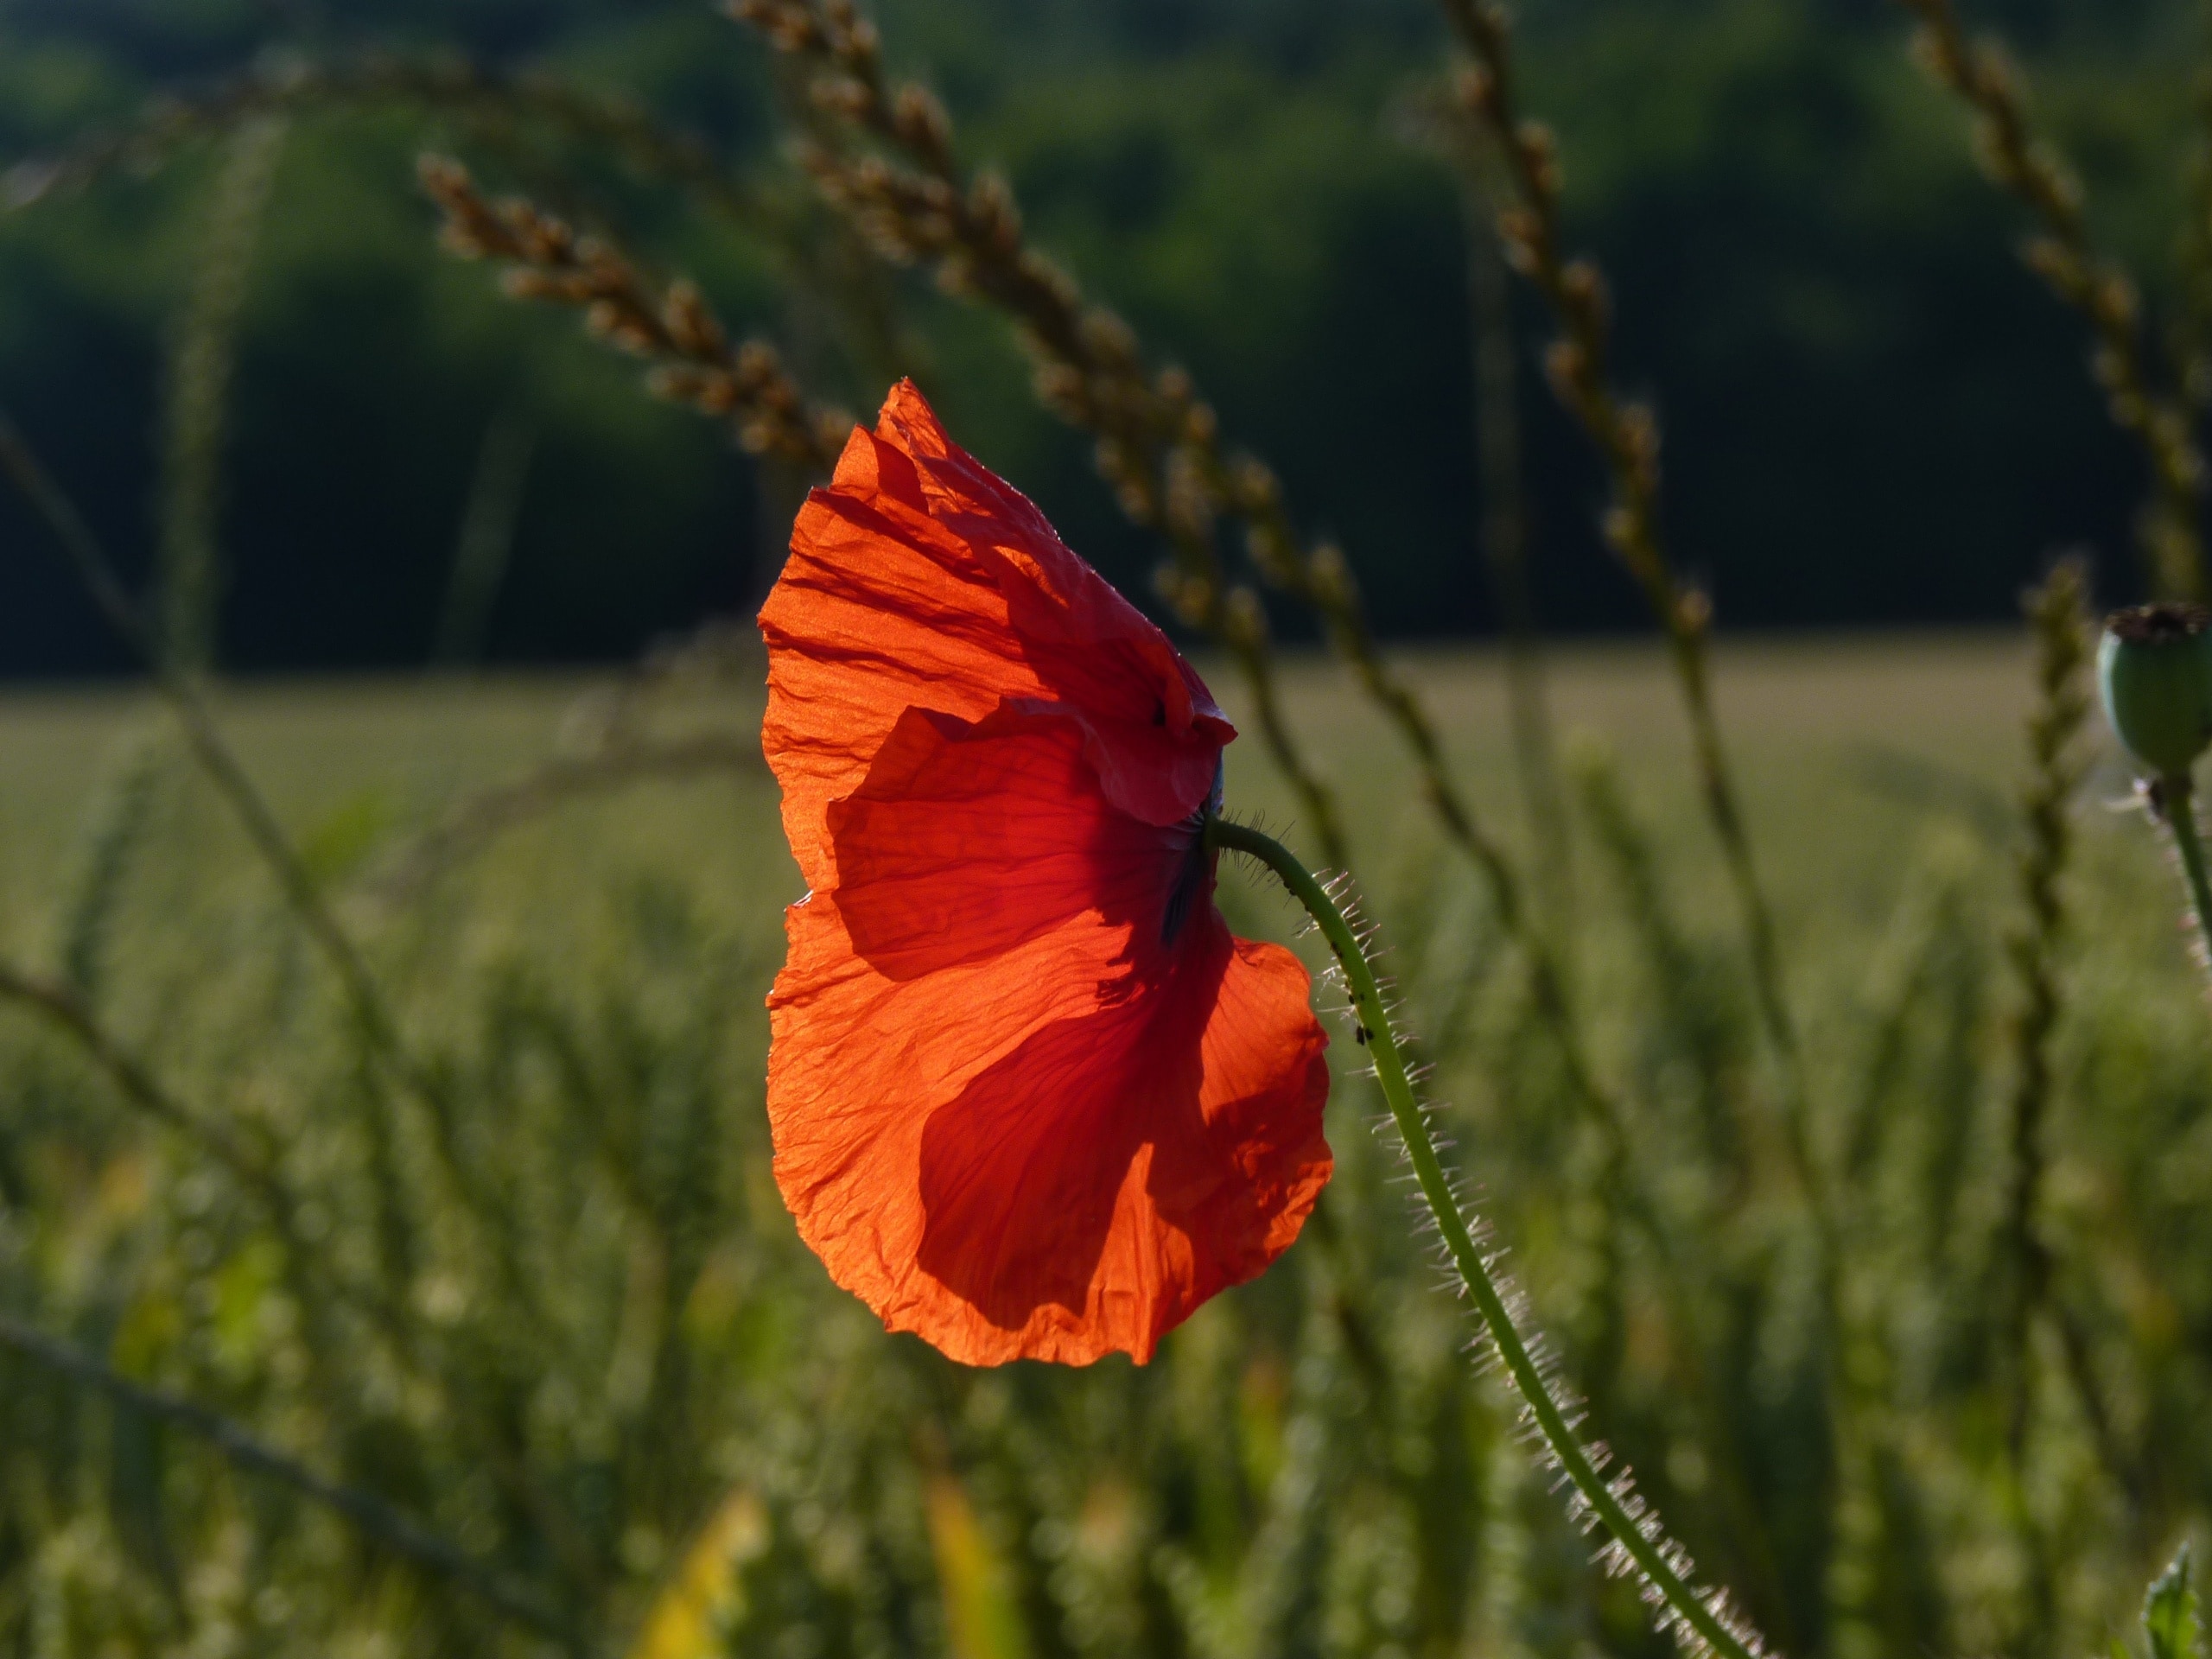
[759,381,1332,1366]
[765,704,1332,1364]
[760,381,1230,893]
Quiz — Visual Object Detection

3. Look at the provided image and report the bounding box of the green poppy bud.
[2100,603,2212,778]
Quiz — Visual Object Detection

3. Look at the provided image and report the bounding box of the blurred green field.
[0,632,2077,921]
[0,635,2208,1659]
[0,632,2173,1019]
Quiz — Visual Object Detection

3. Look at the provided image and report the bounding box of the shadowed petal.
[772,890,1329,1366]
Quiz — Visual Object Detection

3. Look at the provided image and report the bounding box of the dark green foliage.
[0,0,2201,677]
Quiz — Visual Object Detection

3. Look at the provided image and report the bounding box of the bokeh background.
[5,4,2212,1659]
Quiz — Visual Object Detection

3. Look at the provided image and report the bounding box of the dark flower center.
[1160,757,1227,947]
[2108,601,2212,645]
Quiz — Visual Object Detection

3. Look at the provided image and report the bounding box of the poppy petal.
[909,909,1331,1364]
[825,702,1188,980]
[770,897,1330,1366]
[761,382,1231,893]
[765,704,1331,1365]
[758,379,1333,1368]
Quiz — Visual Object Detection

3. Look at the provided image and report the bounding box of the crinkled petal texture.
[761,382,1332,1366]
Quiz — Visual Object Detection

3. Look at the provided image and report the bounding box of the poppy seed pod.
[2100,603,2212,778]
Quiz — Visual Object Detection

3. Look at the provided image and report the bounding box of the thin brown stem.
[421,156,849,471]
[1897,0,2206,599]
[1459,145,1572,934]
[728,0,1370,868]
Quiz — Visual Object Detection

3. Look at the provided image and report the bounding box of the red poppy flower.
[759,381,1332,1366]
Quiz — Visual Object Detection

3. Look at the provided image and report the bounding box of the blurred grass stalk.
[1394,80,1574,942]
[1460,135,1574,943]
[433,408,537,668]
[0,405,412,1077]
[157,114,286,675]
[2001,563,2129,1501]
[1995,562,2099,1643]
[0,1311,563,1638]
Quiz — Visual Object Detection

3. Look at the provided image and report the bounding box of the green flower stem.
[1210,816,1763,1659]
[2163,777,2212,972]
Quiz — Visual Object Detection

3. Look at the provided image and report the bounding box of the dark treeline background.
[0,0,2195,674]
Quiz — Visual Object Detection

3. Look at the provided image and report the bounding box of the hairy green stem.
[2163,778,2212,974]
[1209,816,1765,1659]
